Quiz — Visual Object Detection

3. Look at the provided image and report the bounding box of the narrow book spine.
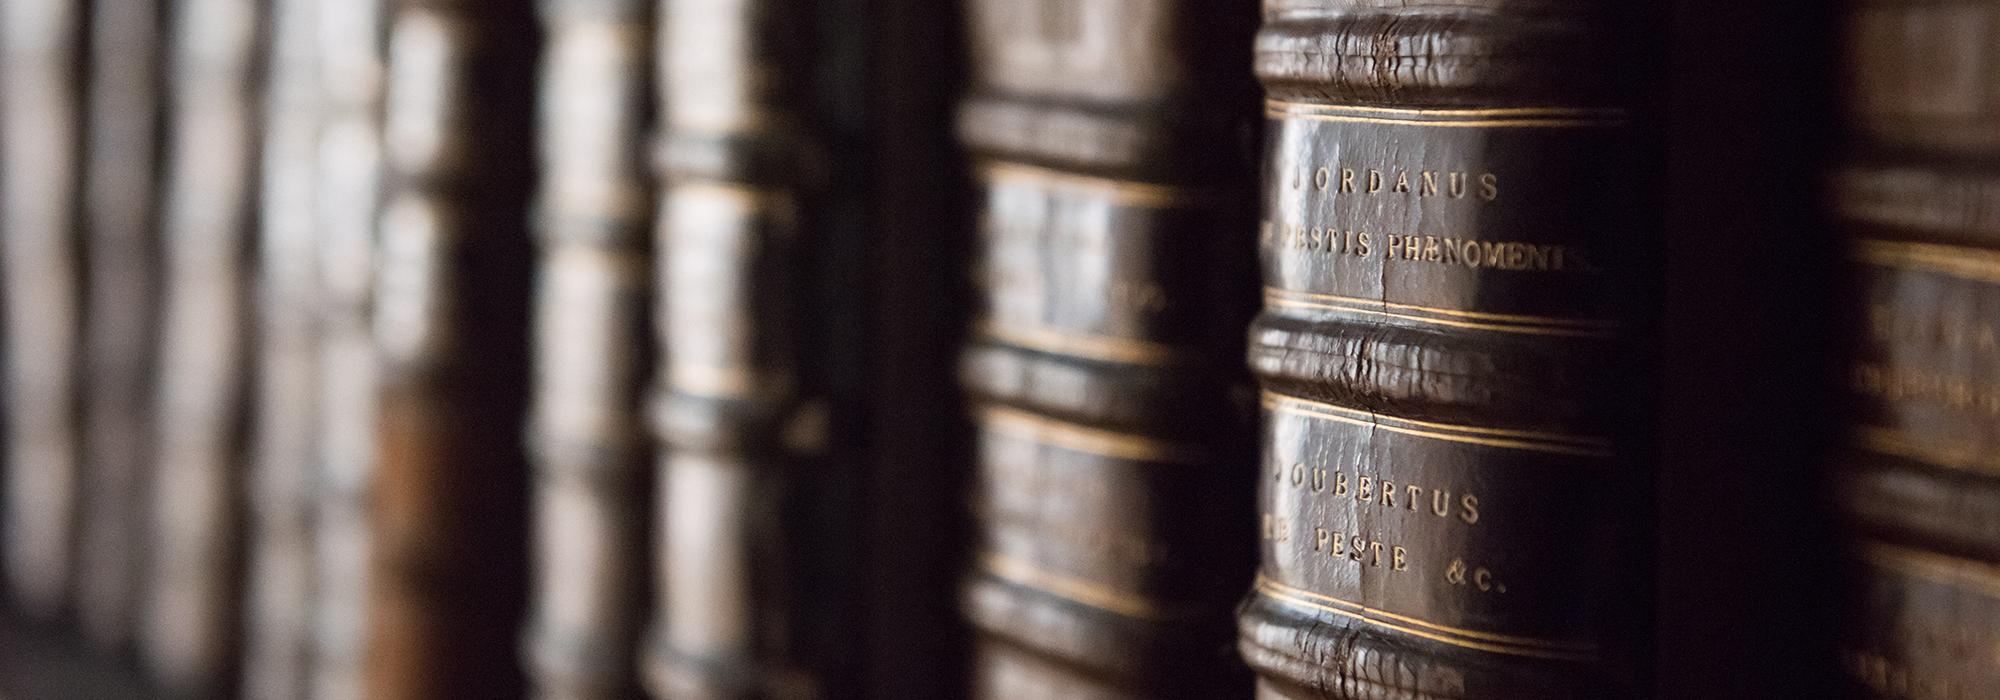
[1832,1,2000,696]
[73,0,165,649]
[0,0,87,620]
[1239,4,1654,698]
[526,0,653,697]
[370,0,537,696]
[243,0,322,696]
[646,0,823,695]
[956,0,1259,695]
[311,0,387,696]
[144,0,262,693]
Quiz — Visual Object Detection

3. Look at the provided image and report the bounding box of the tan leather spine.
[242,0,323,696]
[1832,1,2000,697]
[72,0,166,650]
[0,0,87,621]
[310,0,388,696]
[143,0,262,693]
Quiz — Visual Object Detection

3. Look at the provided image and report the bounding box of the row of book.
[1,0,1994,698]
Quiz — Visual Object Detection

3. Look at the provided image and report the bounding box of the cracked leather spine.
[1829,0,2000,697]
[956,0,1260,696]
[1238,3,1657,698]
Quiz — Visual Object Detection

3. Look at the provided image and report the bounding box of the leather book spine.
[370,0,536,695]
[73,0,165,649]
[311,0,387,696]
[645,0,826,695]
[0,0,87,620]
[526,0,653,697]
[956,0,1260,696]
[1239,3,1657,698]
[143,0,262,693]
[1831,1,2000,696]
[243,0,322,696]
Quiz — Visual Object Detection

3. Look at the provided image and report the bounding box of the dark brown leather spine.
[0,0,87,620]
[1240,3,1656,698]
[526,1,652,697]
[74,0,165,650]
[243,0,322,696]
[644,0,828,696]
[143,0,261,693]
[312,0,387,696]
[956,0,1259,696]
[1831,1,2000,697]
[370,0,536,696]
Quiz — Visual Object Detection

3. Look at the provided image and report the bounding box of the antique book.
[369,0,536,695]
[1830,1,2000,696]
[312,0,388,696]
[525,0,653,697]
[1238,2,1658,698]
[143,0,261,693]
[646,0,843,695]
[73,0,165,649]
[242,0,322,696]
[0,0,87,620]
[955,0,1259,696]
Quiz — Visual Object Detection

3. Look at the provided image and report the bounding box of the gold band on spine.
[975,160,1199,209]
[1264,288,1621,339]
[977,319,1197,367]
[1262,391,1615,458]
[1852,425,2000,476]
[1264,99,1629,128]
[978,404,1203,464]
[668,365,755,399]
[1859,540,2000,600]
[1852,238,2000,284]
[978,553,1179,620]
[1254,575,1596,660]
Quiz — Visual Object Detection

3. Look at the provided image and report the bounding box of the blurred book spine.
[0,0,87,620]
[645,0,829,695]
[955,0,1260,695]
[310,0,387,696]
[368,0,537,695]
[1831,0,2000,696]
[143,0,261,693]
[73,0,165,650]
[524,0,654,697]
[242,0,322,696]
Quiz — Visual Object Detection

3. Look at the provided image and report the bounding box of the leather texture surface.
[1240,3,1654,698]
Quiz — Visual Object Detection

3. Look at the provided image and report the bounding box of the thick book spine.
[955,0,1259,696]
[144,0,261,693]
[311,0,387,696]
[645,0,826,695]
[0,0,87,619]
[73,0,165,649]
[1239,4,1656,698]
[526,0,653,697]
[1831,1,2000,696]
[369,0,536,696]
[243,0,321,696]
